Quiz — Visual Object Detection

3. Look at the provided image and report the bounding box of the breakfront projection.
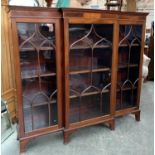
[10,6,147,152]
[68,24,113,123]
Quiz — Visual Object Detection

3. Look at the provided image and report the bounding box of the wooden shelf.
[122,87,137,91]
[70,67,110,75]
[21,72,56,79]
[40,72,56,77]
[23,100,56,109]
[118,63,138,69]
[70,89,110,99]
[21,74,38,80]
[119,43,140,47]
[20,47,54,52]
[69,86,136,100]
[70,44,111,50]
[117,87,137,92]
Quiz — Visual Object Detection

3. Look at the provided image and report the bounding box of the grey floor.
[1,82,154,155]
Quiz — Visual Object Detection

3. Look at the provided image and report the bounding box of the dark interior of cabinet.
[17,23,58,132]
[22,76,56,100]
[68,24,113,123]
[22,77,58,133]
[116,25,142,110]
[20,50,56,79]
[69,48,112,72]
[69,93,110,123]
[70,72,111,92]
[24,103,57,132]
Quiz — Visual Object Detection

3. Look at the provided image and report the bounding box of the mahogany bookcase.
[9,6,148,152]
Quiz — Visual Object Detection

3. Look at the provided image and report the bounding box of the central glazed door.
[69,24,112,123]
[64,18,117,132]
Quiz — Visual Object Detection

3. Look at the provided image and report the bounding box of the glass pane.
[93,48,112,69]
[70,49,91,72]
[116,25,142,110]
[22,78,40,102]
[20,51,38,79]
[69,98,80,123]
[130,46,141,64]
[17,23,58,133]
[39,50,56,75]
[24,106,49,132]
[69,92,110,123]
[70,73,91,93]
[69,24,113,123]
[92,72,111,89]
[80,94,101,121]
[102,93,110,114]
[118,46,129,66]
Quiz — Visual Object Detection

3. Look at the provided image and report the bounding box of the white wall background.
[136,0,154,29]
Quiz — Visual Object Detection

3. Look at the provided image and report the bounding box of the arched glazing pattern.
[68,24,113,123]
[17,23,58,132]
[116,25,142,110]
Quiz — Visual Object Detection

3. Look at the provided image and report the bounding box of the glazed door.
[65,22,115,126]
[116,24,143,110]
[14,20,62,134]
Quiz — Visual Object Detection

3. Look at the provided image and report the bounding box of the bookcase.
[9,6,148,152]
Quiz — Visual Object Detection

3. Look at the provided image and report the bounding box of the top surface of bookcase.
[62,8,148,16]
[9,6,148,19]
[9,6,61,18]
